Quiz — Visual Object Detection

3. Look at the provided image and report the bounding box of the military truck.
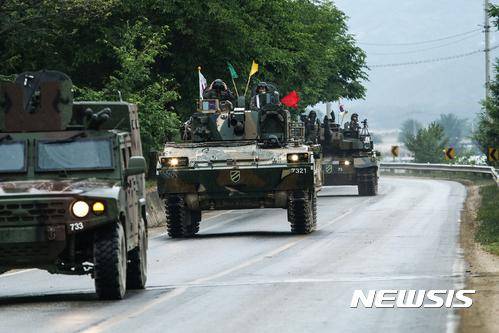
[0,70,148,300]
[306,111,379,196]
[157,86,321,237]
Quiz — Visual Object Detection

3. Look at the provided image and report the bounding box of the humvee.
[0,70,148,300]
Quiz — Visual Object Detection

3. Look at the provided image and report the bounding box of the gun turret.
[0,70,73,132]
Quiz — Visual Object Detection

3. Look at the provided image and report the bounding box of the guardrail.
[380,162,499,185]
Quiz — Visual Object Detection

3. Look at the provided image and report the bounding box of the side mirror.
[125,156,147,177]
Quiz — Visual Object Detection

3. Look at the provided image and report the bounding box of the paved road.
[0,177,467,333]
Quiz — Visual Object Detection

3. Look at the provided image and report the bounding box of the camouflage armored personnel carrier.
[157,86,321,237]
[306,111,379,196]
[0,70,148,300]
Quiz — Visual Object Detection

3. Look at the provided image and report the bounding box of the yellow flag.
[249,60,258,77]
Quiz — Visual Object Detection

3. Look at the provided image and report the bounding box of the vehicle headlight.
[92,201,105,215]
[343,160,351,166]
[72,201,89,218]
[287,153,309,163]
[160,157,189,168]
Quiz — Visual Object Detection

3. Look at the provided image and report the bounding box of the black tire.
[288,191,317,234]
[165,196,200,238]
[357,169,378,196]
[94,222,127,300]
[126,218,148,290]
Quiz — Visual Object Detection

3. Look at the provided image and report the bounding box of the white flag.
[199,71,207,99]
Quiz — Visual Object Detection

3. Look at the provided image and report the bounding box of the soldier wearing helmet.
[343,112,360,137]
[203,79,235,102]
[303,110,320,144]
[251,82,273,108]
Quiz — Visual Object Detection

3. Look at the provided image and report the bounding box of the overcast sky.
[316,0,499,129]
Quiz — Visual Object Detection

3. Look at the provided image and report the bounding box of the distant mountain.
[315,0,499,129]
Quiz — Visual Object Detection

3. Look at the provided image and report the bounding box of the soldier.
[203,79,235,102]
[304,110,320,143]
[343,113,360,138]
[251,82,271,108]
[255,81,269,94]
[350,113,360,132]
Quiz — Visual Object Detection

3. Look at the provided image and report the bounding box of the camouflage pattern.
[157,92,321,236]
[319,115,380,195]
[0,71,147,280]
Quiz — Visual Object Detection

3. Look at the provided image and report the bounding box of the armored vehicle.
[0,71,148,300]
[306,111,379,196]
[157,86,321,237]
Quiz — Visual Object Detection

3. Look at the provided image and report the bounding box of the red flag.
[280,90,300,108]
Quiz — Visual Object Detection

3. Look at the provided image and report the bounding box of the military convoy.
[0,69,379,300]
[0,71,148,300]
[157,85,321,237]
[303,110,380,196]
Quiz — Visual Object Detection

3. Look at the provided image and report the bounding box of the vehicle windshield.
[0,141,26,173]
[36,138,114,171]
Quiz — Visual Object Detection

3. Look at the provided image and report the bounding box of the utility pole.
[485,0,491,99]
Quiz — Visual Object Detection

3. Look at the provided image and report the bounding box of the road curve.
[0,177,466,333]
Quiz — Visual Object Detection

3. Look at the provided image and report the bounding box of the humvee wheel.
[357,169,378,196]
[165,196,200,238]
[288,190,317,234]
[127,218,148,290]
[94,222,127,300]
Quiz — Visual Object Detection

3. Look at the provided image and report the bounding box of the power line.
[367,33,480,55]
[358,28,481,46]
[369,44,499,68]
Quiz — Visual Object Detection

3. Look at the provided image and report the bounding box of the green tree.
[398,119,422,146]
[474,4,499,166]
[0,0,366,148]
[406,122,448,163]
[436,113,468,148]
[143,0,367,116]
[76,20,180,158]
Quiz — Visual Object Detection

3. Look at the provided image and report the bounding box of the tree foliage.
[436,113,468,149]
[475,4,499,166]
[398,119,422,147]
[157,0,367,114]
[405,122,448,163]
[0,0,367,148]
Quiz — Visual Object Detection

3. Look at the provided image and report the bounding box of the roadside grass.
[475,184,499,256]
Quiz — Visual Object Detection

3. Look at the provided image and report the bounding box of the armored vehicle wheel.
[165,196,200,238]
[94,222,127,300]
[126,218,148,290]
[0,267,8,275]
[357,169,378,196]
[288,190,317,234]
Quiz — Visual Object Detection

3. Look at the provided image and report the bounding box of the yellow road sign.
[488,147,499,161]
[444,148,455,160]
[391,145,400,157]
